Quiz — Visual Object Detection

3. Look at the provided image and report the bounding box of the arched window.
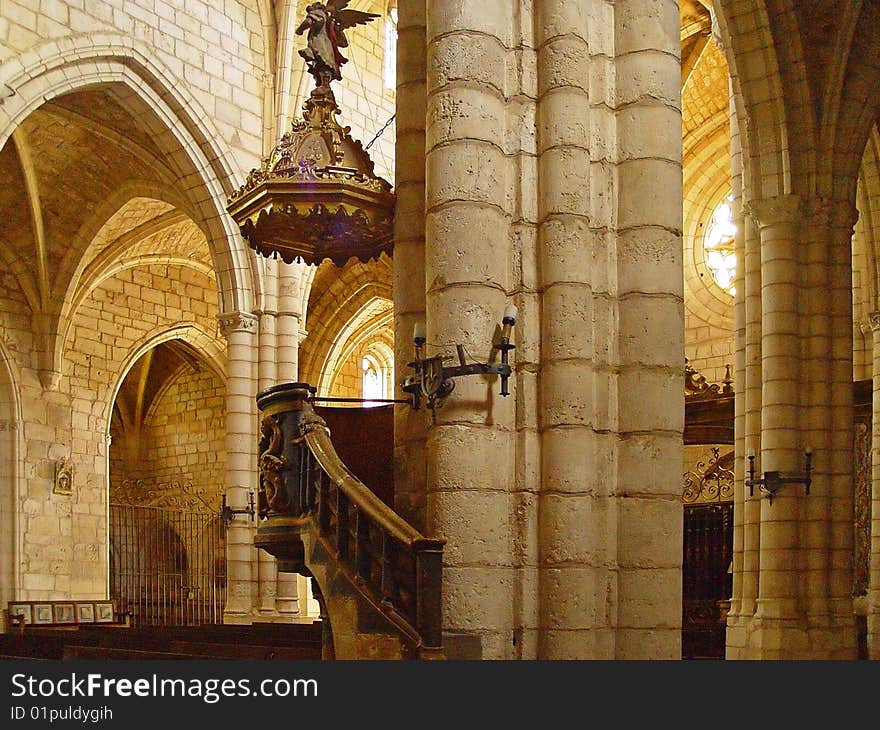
[362,354,384,404]
[703,194,737,296]
[384,4,398,90]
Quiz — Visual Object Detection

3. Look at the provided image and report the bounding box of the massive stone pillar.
[393,0,428,531]
[424,0,516,659]
[219,311,259,623]
[736,196,857,658]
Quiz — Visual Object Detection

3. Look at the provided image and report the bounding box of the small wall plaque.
[54,457,73,496]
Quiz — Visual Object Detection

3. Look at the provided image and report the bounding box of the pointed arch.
[0,34,258,315]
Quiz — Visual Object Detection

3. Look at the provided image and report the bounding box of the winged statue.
[296,1,381,87]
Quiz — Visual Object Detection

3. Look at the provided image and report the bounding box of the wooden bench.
[0,612,325,660]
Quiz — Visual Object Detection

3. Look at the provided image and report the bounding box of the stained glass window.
[704,195,737,296]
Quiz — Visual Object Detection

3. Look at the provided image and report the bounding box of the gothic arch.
[107,323,227,431]
[712,0,802,200]
[0,34,258,316]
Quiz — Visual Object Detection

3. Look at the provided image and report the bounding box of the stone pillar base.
[222,610,253,625]
[734,615,858,659]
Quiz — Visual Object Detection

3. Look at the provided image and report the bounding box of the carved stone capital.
[868,312,880,333]
[800,196,832,228]
[746,194,801,230]
[218,311,259,338]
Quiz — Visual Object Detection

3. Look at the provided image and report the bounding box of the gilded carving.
[683,448,735,504]
[258,414,290,517]
[54,457,73,496]
[685,360,733,400]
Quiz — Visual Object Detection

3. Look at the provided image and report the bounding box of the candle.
[413,321,426,341]
[503,304,518,322]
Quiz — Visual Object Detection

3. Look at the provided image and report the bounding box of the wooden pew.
[1,618,324,660]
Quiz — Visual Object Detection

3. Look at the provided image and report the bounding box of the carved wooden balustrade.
[253,382,444,659]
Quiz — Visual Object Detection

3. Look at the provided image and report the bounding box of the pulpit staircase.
[253,383,445,660]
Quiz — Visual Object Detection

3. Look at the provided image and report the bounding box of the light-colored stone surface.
[1,0,878,659]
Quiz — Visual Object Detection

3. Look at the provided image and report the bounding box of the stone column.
[728,125,763,655]
[868,312,880,657]
[275,260,309,617]
[393,0,428,531]
[727,80,748,655]
[425,0,515,659]
[748,195,806,653]
[256,260,279,617]
[219,311,259,623]
[535,0,604,659]
[824,201,858,655]
[613,0,683,659]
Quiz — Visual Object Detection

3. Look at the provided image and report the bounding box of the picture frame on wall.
[95,602,114,623]
[9,604,32,625]
[53,603,75,624]
[75,603,95,623]
[33,604,53,624]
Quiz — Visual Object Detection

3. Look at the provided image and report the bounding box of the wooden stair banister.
[253,382,445,659]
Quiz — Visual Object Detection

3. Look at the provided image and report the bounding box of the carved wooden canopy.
[226,86,394,267]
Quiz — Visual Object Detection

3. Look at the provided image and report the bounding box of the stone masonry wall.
[16,262,221,601]
[144,366,226,496]
[1,0,268,173]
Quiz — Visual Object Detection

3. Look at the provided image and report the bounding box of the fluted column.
[868,312,880,657]
[535,0,606,659]
[256,261,279,617]
[275,260,310,617]
[425,0,515,659]
[393,0,428,531]
[826,202,858,655]
[219,311,259,623]
[727,78,749,655]
[612,0,683,659]
[748,196,804,636]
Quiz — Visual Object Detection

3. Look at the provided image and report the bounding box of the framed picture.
[95,602,114,623]
[75,603,95,623]
[33,604,53,624]
[9,603,32,625]
[53,603,75,624]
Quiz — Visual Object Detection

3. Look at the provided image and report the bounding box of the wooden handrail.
[304,423,424,544]
[254,383,445,658]
[301,416,445,656]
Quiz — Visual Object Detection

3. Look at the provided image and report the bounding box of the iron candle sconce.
[745,447,812,503]
[219,489,256,526]
[401,304,517,411]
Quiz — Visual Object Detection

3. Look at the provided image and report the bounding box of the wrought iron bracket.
[401,316,516,411]
[219,489,256,526]
[745,449,812,504]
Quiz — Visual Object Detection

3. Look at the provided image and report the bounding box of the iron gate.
[682,448,734,659]
[110,480,226,627]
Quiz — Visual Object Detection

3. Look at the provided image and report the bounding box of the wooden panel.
[314,405,394,507]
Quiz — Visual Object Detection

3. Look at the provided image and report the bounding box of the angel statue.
[296,1,380,88]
